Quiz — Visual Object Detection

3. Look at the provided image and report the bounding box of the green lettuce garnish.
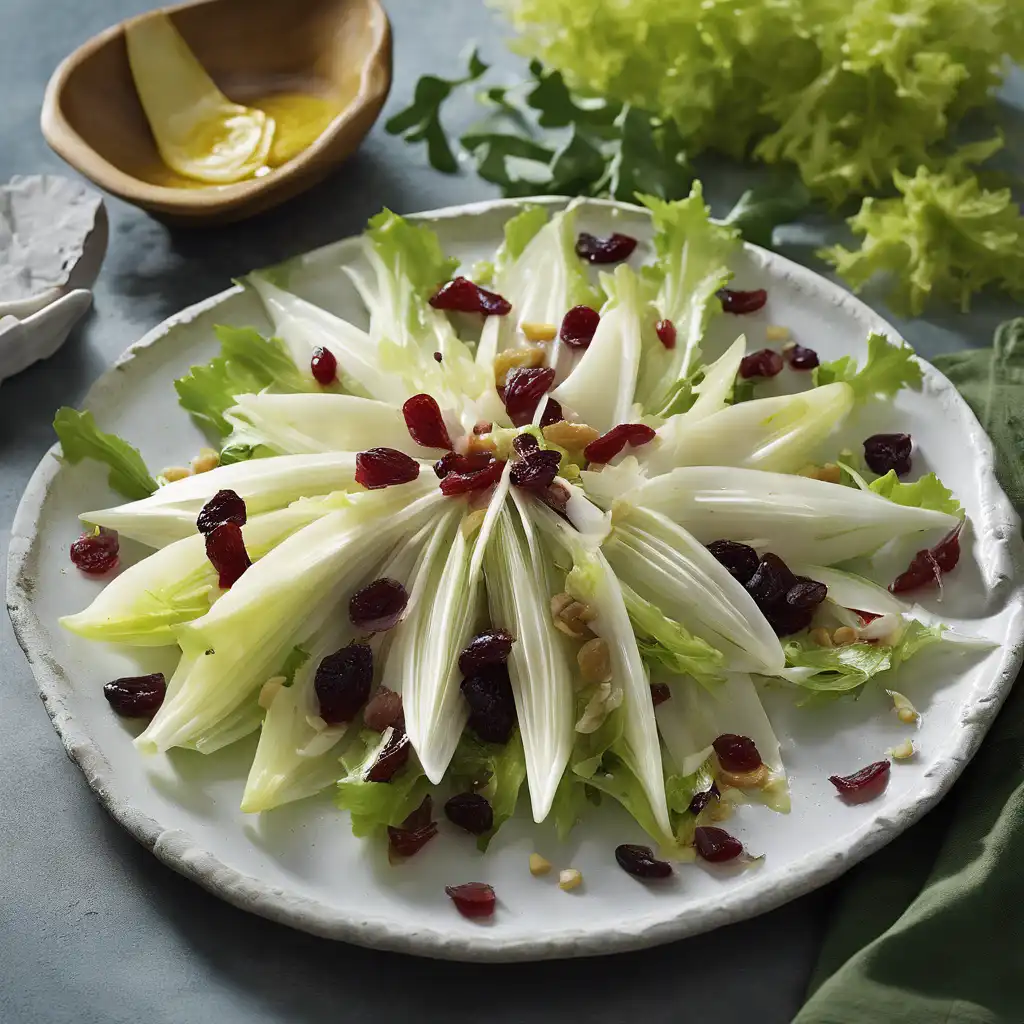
[869,471,962,517]
[813,332,922,401]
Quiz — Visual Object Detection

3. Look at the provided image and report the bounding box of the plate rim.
[8,194,1024,961]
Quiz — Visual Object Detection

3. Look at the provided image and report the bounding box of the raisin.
[458,629,514,676]
[584,423,656,464]
[403,795,434,831]
[445,882,496,918]
[769,606,816,636]
[434,450,491,480]
[539,397,563,428]
[69,530,119,575]
[439,457,506,495]
[713,734,762,773]
[429,277,511,316]
[614,844,673,879]
[314,642,373,724]
[444,792,494,834]
[575,231,638,264]
[403,394,454,450]
[461,666,516,744]
[706,540,760,585]
[310,346,338,385]
[745,553,795,608]
[863,433,912,476]
[694,826,744,862]
[786,344,819,370]
[650,682,671,707]
[503,366,556,427]
[103,673,166,718]
[829,760,890,798]
[655,319,676,349]
[513,433,540,457]
[205,522,251,589]
[559,305,600,349]
[366,728,410,782]
[196,489,246,536]
[433,351,443,363]
[363,687,404,732]
[739,348,783,378]
[510,449,561,492]
[355,448,420,489]
[786,578,827,610]
[718,287,767,314]
[387,821,438,859]
[349,578,409,632]
[688,782,720,816]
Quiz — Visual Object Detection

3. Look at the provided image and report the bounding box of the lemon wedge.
[125,14,275,185]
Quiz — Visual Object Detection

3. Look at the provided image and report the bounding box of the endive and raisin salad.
[56,182,982,913]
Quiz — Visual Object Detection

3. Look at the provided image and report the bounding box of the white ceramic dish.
[8,196,1024,961]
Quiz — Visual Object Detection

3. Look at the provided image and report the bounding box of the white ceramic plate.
[8,197,1024,961]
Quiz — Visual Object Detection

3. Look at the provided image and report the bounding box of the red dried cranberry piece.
[205,523,251,588]
[584,423,656,464]
[786,578,827,611]
[349,577,409,632]
[314,642,373,724]
[559,305,600,349]
[196,489,246,536]
[829,760,890,799]
[575,231,638,264]
[403,394,454,450]
[503,366,556,427]
[70,530,119,575]
[435,451,492,480]
[433,351,443,363]
[444,792,494,834]
[890,522,963,594]
[512,433,540,457]
[694,826,744,862]
[688,782,720,816]
[367,728,410,782]
[363,687,404,732]
[718,287,767,314]
[388,821,438,859]
[615,844,672,879]
[655,319,677,349]
[786,344,819,370]
[539,398,563,428]
[706,540,760,585]
[458,629,514,676]
[745,552,796,608]
[429,277,511,316]
[310,346,338,385]
[854,609,882,624]
[863,433,912,476]
[739,348,784,378]
[355,447,420,489]
[403,794,434,831]
[439,457,506,496]
[103,673,166,718]
[510,449,562,491]
[461,666,516,744]
[650,682,671,707]
[713,734,762,773]
[445,882,496,918]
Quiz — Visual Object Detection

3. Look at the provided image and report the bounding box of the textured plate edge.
[7,195,1024,961]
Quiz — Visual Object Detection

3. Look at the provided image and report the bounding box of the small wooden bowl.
[41,0,391,225]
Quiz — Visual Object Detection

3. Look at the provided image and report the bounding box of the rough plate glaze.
[8,197,1024,961]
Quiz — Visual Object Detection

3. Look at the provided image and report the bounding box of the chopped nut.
[832,626,858,646]
[466,434,498,457]
[551,593,596,638]
[542,420,601,451]
[575,682,622,732]
[558,868,583,891]
[258,676,286,710]
[577,637,612,683]
[718,763,770,789]
[521,321,557,343]
[191,447,220,474]
[891,739,916,760]
[767,325,791,342]
[494,346,545,384]
[529,853,552,876]
[797,462,841,484]
[809,627,834,648]
[160,465,191,483]
[887,689,919,724]
[897,708,918,725]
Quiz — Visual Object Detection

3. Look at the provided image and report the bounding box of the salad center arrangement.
[55,184,987,919]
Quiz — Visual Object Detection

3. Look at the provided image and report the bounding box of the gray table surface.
[2,3,1019,1022]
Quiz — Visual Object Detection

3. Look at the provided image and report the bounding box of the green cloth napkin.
[794,318,1024,1024]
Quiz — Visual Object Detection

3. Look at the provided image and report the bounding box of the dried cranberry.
[694,826,744,862]
[706,540,760,585]
[367,728,410,782]
[434,450,490,480]
[650,682,671,707]
[349,577,409,632]
[70,530,119,575]
[461,667,516,744]
[355,447,420,489]
[890,522,963,594]
[205,523,251,588]
[739,348,784,378]
[575,231,638,264]
[863,433,912,476]
[615,844,672,879]
[655,319,676,350]
[829,760,890,799]
[510,449,562,491]
[433,351,443,363]
[584,423,656,464]
[854,609,882,624]
[403,394,454,450]
[403,794,434,831]
[503,366,556,427]
[439,457,506,496]
[444,792,494,834]
[539,398,563,428]
[786,578,827,610]
[512,433,540,457]
[786,344,819,370]
[314,642,373,724]
[713,734,762,773]
[718,288,768,314]
[688,782,720,816]
[196,489,246,536]
[363,687,404,732]
[445,882,496,919]
[458,629,514,676]
[429,277,511,316]
[310,346,338,385]
[388,821,438,859]
[103,673,166,718]
[745,553,795,607]
[559,305,601,349]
